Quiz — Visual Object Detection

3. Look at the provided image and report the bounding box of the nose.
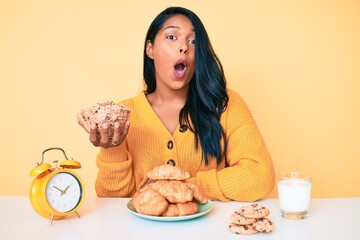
[179,48,188,54]
[179,41,189,54]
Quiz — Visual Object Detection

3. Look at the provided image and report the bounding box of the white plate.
[127,200,213,222]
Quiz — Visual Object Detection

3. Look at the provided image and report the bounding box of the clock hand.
[53,186,63,193]
[62,185,70,195]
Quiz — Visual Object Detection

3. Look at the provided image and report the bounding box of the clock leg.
[49,214,55,226]
[74,211,81,219]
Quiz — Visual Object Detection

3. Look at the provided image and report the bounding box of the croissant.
[131,189,169,216]
[147,164,190,180]
[161,204,179,217]
[131,165,207,217]
[151,180,193,203]
[185,182,208,204]
[162,202,199,217]
[177,202,199,216]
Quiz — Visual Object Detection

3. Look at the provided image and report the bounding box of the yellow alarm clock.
[30,147,85,225]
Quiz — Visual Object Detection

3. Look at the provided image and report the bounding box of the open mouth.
[174,60,187,78]
[175,62,185,71]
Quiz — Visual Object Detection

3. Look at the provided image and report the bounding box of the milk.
[278,179,311,212]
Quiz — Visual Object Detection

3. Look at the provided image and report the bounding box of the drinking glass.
[278,172,312,220]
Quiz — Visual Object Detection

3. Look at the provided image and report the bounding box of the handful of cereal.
[77,101,131,137]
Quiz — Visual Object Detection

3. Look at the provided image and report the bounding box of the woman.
[78,7,275,202]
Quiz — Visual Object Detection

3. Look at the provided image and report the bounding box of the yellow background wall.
[1,0,359,199]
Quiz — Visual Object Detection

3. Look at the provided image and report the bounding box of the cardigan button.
[167,140,173,149]
[179,125,188,133]
[167,159,175,166]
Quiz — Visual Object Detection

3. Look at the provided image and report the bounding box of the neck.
[147,88,188,107]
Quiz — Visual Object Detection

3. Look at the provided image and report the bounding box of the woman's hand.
[77,112,130,148]
[89,121,130,148]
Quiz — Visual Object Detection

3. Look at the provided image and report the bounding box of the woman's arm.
[95,140,136,197]
[188,90,275,202]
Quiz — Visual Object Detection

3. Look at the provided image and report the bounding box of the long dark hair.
[143,7,229,165]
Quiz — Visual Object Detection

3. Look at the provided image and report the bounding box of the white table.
[0,196,359,240]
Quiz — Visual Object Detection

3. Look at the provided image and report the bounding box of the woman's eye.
[167,35,177,40]
[189,39,196,45]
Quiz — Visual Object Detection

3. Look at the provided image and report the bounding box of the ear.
[146,40,154,59]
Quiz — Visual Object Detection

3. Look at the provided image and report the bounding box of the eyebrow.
[163,25,180,31]
[162,25,195,32]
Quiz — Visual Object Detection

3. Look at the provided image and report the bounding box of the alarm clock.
[29,147,85,225]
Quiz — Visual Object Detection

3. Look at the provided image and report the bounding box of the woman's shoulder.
[226,88,248,107]
[226,88,240,98]
[223,88,253,123]
[117,91,146,108]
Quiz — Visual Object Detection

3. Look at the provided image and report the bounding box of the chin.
[170,84,188,91]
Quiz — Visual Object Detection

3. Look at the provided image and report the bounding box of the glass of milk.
[278,172,312,220]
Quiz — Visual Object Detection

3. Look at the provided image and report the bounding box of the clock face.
[45,172,83,213]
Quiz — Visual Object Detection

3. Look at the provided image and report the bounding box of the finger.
[76,112,90,133]
[89,123,99,145]
[99,122,110,145]
[119,120,130,138]
[76,113,83,126]
[111,122,122,145]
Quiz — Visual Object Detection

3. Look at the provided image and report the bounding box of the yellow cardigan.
[95,89,275,202]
